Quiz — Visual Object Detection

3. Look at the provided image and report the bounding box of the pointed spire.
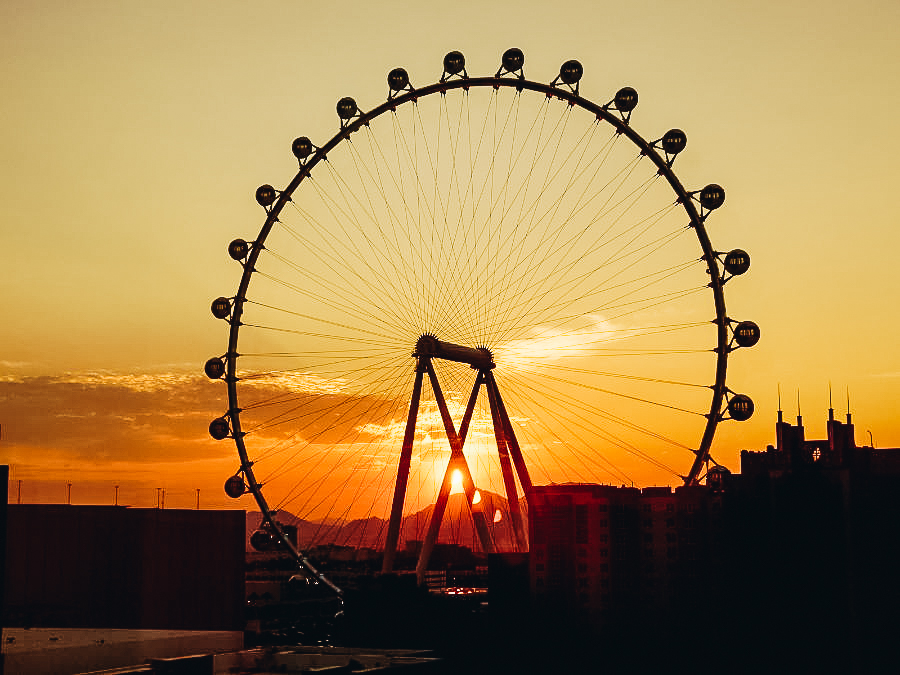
[777,383,783,423]
[846,386,852,424]
[828,382,834,422]
[796,389,802,426]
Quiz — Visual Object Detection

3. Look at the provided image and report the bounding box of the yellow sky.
[3,1,900,516]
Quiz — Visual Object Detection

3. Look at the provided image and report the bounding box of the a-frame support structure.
[381,335,532,584]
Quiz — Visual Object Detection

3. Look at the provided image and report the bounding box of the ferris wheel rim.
[210,54,753,580]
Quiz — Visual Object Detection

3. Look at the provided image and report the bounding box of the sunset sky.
[3,1,900,519]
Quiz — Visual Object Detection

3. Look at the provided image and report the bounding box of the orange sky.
[3,1,900,522]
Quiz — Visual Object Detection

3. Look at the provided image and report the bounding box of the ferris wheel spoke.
[252,360,413,481]
[434,90,507,340]
[501,368,687,474]
[389,106,456,329]
[487,163,655,343]
[495,369,637,484]
[491,170,664,342]
[342,139,426,324]
[465,99,563,332]
[307,167,424,328]
[253,262,410,341]
[279,204,418,333]
[488,246,695,345]
[485,99,596,320]
[511,361,710,390]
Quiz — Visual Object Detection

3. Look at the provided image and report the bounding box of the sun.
[450,469,464,495]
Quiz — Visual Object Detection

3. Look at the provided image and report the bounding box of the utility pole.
[66,482,72,505]
[114,485,119,506]
[196,489,200,510]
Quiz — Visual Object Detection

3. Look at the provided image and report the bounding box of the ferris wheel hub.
[414,334,495,370]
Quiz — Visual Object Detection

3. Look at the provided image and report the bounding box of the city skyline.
[3,1,900,512]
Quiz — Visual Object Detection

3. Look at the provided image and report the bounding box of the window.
[598,519,608,528]
[642,503,651,513]
[577,563,587,573]
[643,533,653,543]
[599,534,608,544]
[598,504,608,513]
[666,503,675,513]
[643,519,653,529]
[535,563,545,571]
[575,504,588,544]
[666,533,677,543]
[578,547,587,558]
[666,518,675,528]
[600,548,608,558]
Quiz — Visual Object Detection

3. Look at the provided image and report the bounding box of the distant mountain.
[246,489,528,553]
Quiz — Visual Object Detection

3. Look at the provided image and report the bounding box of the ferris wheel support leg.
[382,361,426,574]
[424,360,495,558]
[487,371,532,548]
[485,372,527,552]
[416,375,483,584]
[486,371,533,493]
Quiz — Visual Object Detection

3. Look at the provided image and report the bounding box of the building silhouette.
[4,505,245,631]
[525,409,900,672]
[528,483,724,629]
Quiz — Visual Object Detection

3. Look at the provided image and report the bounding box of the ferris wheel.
[205,49,757,589]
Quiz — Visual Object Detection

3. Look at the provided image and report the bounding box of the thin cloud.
[0,370,406,467]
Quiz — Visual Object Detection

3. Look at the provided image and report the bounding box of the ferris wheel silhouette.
[205,48,757,590]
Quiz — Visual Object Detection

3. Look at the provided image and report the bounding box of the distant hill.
[246,489,528,553]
